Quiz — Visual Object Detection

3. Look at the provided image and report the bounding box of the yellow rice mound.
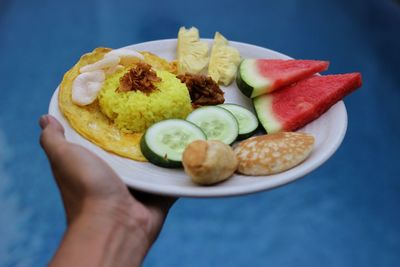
[98,69,192,133]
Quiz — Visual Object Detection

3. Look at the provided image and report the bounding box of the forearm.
[49,211,150,267]
[40,116,171,267]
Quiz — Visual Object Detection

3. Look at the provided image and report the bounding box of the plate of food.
[49,27,362,197]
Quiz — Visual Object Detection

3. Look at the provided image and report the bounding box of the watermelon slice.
[253,73,362,133]
[236,59,329,98]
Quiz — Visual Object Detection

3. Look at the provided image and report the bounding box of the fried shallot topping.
[177,73,225,108]
[117,62,161,94]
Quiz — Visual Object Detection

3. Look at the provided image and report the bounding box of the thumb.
[39,115,67,159]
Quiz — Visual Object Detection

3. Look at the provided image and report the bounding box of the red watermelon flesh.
[253,73,362,133]
[237,59,329,98]
[257,59,330,90]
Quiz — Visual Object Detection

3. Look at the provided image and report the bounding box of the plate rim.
[49,39,348,198]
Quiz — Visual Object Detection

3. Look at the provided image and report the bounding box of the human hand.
[39,115,176,267]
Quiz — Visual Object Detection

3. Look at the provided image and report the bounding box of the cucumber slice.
[140,119,206,168]
[218,104,259,140]
[186,106,239,144]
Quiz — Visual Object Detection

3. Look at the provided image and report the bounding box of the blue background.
[0,0,399,266]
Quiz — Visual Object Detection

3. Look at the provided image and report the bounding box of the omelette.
[58,47,189,161]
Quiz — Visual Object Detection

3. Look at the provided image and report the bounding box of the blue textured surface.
[0,0,399,266]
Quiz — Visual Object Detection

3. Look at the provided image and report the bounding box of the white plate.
[49,39,347,198]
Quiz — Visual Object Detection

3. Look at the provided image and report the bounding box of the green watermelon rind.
[253,94,282,134]
[236,59,272,98]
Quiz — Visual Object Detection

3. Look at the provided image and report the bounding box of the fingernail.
[39,115,49,129]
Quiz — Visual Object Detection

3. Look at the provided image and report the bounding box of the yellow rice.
[98,69,193,133]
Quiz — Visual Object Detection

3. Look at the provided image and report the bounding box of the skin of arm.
[39,115,176,267]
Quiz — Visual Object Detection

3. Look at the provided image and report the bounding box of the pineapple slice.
[177,27,209,74]
[208,32,241,86]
